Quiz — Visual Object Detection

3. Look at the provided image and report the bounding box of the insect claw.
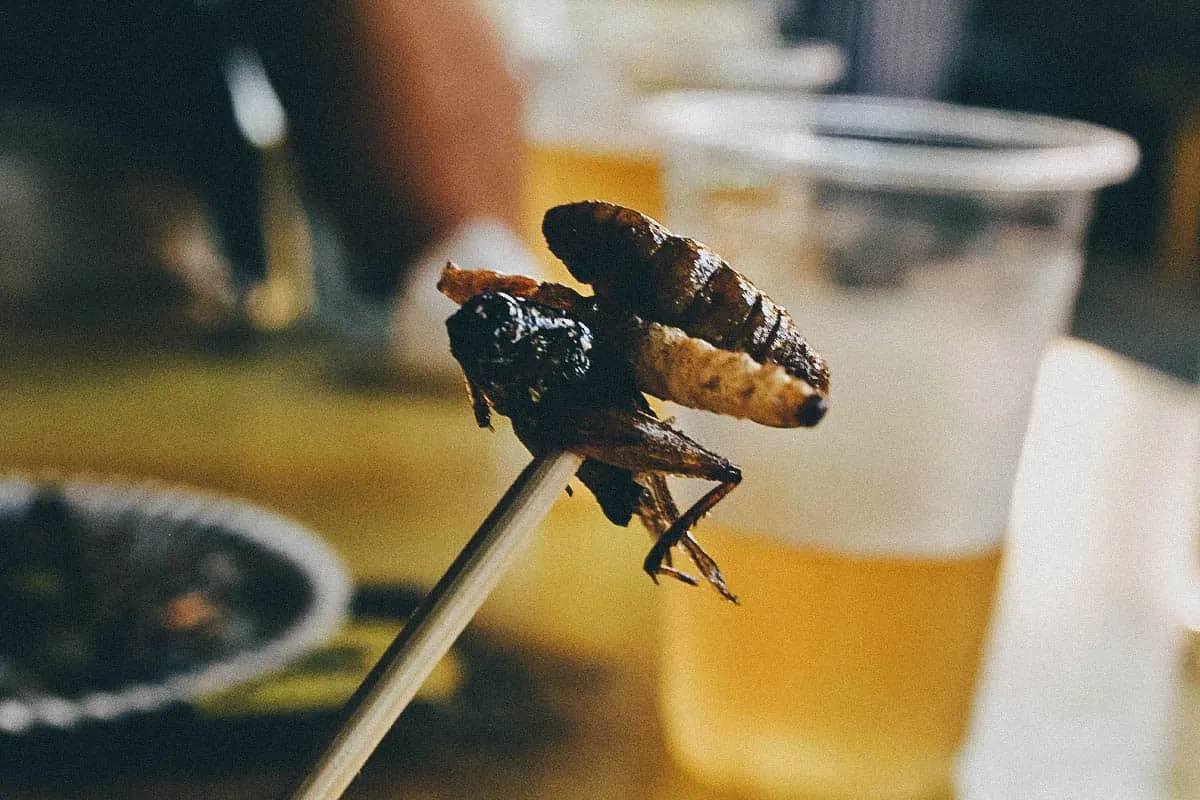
[645,534,728,597]
[644,535,676,580]
[677,534,739,603]
[648,563,700,588]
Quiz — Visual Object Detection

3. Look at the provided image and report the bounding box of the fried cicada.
[440,202,829,602]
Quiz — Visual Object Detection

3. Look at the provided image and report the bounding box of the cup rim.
[643,91,1141,192]
[616,41,846,93]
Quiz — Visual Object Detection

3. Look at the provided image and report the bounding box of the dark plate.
[0,475,350,734]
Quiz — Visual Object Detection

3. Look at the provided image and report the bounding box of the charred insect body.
[543,200,829,396]
[447,291,594,427]
[441,202,829,602]
[446,290,742,600]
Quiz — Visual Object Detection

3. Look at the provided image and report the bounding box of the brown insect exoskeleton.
[542,200,830,397]
[439,202,829,602]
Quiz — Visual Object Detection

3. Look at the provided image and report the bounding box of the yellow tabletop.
[2,334,1197,799]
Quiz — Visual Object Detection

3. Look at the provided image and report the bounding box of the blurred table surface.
[0,332,1198,799]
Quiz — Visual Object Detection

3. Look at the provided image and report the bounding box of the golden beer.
[660,525,1003,799]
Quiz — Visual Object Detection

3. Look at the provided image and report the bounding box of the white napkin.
[959,339,1200,800]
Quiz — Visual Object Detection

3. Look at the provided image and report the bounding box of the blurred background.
[0,1,1197,798]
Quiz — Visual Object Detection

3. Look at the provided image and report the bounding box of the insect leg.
[574,463,697,587]
[531,407,742,600]
[643,478,741,603]
[636,472,693,584]
[543,408,741,482]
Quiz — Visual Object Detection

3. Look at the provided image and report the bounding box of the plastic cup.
[643,91,1139,799]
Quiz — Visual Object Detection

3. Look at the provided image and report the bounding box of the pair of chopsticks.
[288,450,583,800]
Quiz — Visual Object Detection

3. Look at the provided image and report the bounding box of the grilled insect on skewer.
[445,289,742,600]
[440,202,829,602]
[439,264,826,429]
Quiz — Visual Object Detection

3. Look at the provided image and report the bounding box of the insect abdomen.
[544,201,829,393]
[629,320,827,428]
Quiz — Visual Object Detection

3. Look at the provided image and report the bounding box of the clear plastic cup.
[643,91,1139,799]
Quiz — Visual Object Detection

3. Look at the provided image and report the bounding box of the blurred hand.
[246,0,525,298]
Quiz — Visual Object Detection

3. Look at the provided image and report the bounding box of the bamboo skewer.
[289,450,584,800]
